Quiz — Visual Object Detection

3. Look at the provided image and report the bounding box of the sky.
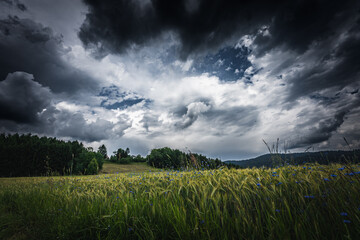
[0,0,359,160]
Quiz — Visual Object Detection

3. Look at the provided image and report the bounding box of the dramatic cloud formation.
[79,0,355,58]
[0,0,359,159]
[0,15,98,94]
[79,0,274,58]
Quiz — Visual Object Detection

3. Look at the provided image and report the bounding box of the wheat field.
[1,164,360,239]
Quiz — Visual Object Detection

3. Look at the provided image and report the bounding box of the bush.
[86,158,99,175]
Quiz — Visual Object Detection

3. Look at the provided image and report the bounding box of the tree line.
[109,146,231,169]
[107,146,229,170]
[0,133,237,177]
[0,133,105,177]
[146,147,232,170]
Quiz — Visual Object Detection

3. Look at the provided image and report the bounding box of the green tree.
[97,144,108,159]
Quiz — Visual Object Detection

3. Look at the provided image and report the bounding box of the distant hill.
[225,150,360,168]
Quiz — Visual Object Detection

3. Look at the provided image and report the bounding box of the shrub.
[86,158,99,175]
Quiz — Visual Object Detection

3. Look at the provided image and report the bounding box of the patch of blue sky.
[98,85,150,110]
[102,98,145,110]
[191,45,252,82]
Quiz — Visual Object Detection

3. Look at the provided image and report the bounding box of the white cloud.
[173,59,193,72]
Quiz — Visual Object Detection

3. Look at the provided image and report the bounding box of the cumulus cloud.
[175,101,211,129]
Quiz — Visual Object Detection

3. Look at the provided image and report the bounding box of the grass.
[0,163,360,239]
[100,162,156,174]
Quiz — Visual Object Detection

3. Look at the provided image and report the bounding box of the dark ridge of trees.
[0,133,105,177]
[225,150,360,168]
[146,147,229,170]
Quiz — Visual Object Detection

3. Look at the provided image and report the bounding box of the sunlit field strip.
[1,163,360,239]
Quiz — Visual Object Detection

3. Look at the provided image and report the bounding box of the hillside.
[225,150,360,168]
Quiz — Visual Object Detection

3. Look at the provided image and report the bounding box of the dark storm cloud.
[78,0,278,59]
[0,71,58,133]
[174,100,258,134]
[79,0,357,59]
[249,1,360,107]
[46,108,131,142]
[285,32,360,102]
[0,72,129,142]
[290,111,348,149]
[251,1,356,57]
[16,3,26,11]
[26,105,123,142]
[280,27,360,148]
[0,0,12,5]
[55,112,116,142]
[0,16,98,94]
[289,89,360,149]
[1,0,26,11]
[0,72,51,123]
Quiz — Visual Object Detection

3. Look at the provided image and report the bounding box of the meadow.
[1,163,360,239]
[99,162,155,174]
